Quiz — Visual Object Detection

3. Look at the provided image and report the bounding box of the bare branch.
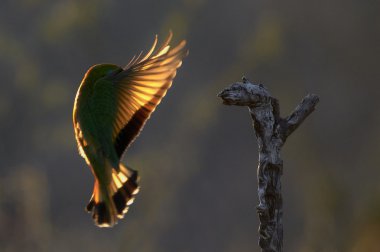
[282,94,319,140]
[218,78,319,252]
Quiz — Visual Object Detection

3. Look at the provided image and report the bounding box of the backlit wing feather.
[109,33,188,158]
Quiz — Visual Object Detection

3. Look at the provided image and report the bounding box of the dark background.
[0,0,379,251]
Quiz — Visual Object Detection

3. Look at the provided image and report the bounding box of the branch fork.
[218,77,319,252]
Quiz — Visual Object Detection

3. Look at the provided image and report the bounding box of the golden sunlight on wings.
[110,33,188,158]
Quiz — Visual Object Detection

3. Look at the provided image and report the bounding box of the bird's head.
[84,64,122,82]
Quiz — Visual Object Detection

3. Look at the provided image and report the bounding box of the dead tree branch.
[218,77,319,252]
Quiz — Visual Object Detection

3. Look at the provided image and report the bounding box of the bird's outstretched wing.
[107,33,188,158]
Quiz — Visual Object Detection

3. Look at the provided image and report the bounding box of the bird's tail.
[86,163,139,227]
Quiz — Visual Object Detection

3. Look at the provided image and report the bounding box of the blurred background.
[0,0,379,251]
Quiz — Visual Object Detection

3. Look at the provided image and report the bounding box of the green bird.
[73,32,187,227]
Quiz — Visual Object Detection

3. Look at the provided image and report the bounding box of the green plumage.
[73,33,188,227]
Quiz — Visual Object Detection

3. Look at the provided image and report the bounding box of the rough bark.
[218,77,319,252]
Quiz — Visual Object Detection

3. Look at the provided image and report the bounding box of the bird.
[72,32,188,227]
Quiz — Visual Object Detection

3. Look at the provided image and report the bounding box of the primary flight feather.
[73,32,188,227]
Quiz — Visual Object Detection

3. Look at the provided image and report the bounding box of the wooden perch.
[218,77,319,252]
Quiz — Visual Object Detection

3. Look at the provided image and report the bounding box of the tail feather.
[86,163,139,227]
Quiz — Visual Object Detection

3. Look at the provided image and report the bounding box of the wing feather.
[109,34,188,158]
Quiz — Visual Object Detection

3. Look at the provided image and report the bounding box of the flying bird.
[73,32,188,227]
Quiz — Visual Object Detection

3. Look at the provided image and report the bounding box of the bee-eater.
[73,32,187,227]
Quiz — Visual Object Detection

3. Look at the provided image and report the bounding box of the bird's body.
[73,33,187,227]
